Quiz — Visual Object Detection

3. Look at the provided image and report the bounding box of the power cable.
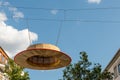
[4,14,120,24]
[56,21,63,46]
[56,10,66,46]
[10,18,120,23]
[6,16,120,23]
[10,6,120,11]
[26,18,32,45]
[1,4,120,10]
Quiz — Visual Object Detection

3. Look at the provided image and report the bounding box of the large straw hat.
[14,43,71,70]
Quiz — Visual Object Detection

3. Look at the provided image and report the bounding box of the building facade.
[0,47,9,80]
[105,49,120,80]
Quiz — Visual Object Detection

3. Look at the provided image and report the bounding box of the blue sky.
[0,0,120,80]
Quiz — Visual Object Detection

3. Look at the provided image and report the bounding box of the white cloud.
[0,1,24,19]
[13,11,24,19]
[8,7,17,12]
[88,0,101,4]
[8,7,24,19]
[51,10,58,15]
[0,12,38,58]
[0,12,7,21]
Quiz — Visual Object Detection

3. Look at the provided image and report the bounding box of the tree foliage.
[4,58,30,80]
[60,52,113,80]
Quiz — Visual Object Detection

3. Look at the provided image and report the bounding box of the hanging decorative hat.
[14,43,71,70]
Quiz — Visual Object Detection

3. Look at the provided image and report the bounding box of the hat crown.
[27,44,60,51]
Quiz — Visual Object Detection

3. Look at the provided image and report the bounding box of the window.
[114,66,118,78]
[1,55,5,63]
[118,64,120,74]
[0,53,6,64]
[0,51,7,64]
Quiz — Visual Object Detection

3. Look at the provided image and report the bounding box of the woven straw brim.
[14,48,71,70]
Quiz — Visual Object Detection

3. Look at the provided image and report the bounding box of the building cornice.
[0,47,9,59]
[105,48,120,70]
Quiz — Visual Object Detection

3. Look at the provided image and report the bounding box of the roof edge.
[0,47,9,59]
[105,48,120,71]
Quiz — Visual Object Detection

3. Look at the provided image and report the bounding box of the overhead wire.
[1,5,119,23]
[1,4,120,10]
[1,3,120,11]
[1,4,120,23]
[26,18,32,45]
[2,1,120,47]
[56,21,63,46]
[55,10,66,46]
[1,3,120,23]
[3,4,120,46]
[6,16,120,23]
